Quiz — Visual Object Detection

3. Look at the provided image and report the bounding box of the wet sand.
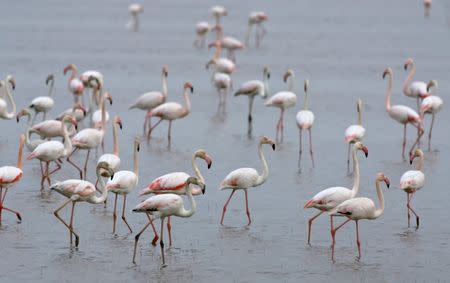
[0,0,450,282]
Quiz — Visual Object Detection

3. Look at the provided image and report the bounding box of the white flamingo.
[344,99,366,172]
[403,58,430,111]
[16,108,46,151]
[211,5,227,26]
[127,4,144,32]
[194,21,212,48]
[421,80,443,151]
[212,72,232,113]
[29,74,55,123]
[0,78,17,120]
[296,79,315,170]
[63,64,84,103]
[245,11,268,47]
[206,58,236,75]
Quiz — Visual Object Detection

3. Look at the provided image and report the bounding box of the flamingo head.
[46,74,55,85]
[103,92,113,105]
[195,149,213,169]
[97,161,114,179]
[184,82,194,93]
[5,75,16,90]
[403,58,414,71]
[426,79,437,93]
[260,136,276,150]
[205,59,216,69]
[16,108,31,123]
[283,69,294,83]
[377,172,390,188]
[186,176,206,194]
[263,66,270,79]
[162,66,168,77]
[409,149,423,165]
[357,98,363,113]
[88,75,102,90]
[354,142,368,157]
[73,103,87,117]
[114,116,123,130]
[134,136,141,152]
[382,68,392,79]
[63,64,76,75]
[304,79,310,93]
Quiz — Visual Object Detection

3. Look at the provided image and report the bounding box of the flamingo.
[211,5,227,26]
[344,99,366,172]
[0,75,15,99]
[403,58,430,111]
[67,91,109,179]
[400,149,425,229]
[234,67,270,136]
[55,102,87,123]
[420,80,443,151]
[30,113,79,139]
[206,57,236,75]
[132,176,205,267]
[29,74,55,123]
[304,142,368,245]
[92,92,113,129]
[80,70,104,88]
[63,64,84,103]
[0,134,25,224]
[194,21,212,48]
[0,78,17,120]
[97,116,122,177]
[16,108,46,151]
[129,66,168,135]
[329,172,390,261]
[219,136,275,225]
[81,72,103,118]
[212,72,232,113]
[245,12,268,47]
[265,69,297,143]
[209,26,244,62]
[127,4,144,32]
[383,67,423,160]
[296,79,315,170]
[424,0,432,17]
[27,115,76,191]
[50,162,114,247]
[139,149,212,246]
[106,136,140,234]
[146,82,193,147]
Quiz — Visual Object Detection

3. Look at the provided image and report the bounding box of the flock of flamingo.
[0,1,442,268]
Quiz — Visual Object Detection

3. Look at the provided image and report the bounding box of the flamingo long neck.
[178,186,197,218]
[61,119,73,156]
[263,74,269,97]
[214,42,222,60]
[112,122,119,156]
[287,75,294,92]
[372,179,385,219]
[91,168,108,203]
[303,88,309,110]
[192,155,204,183]
[351,147,360,198]
[133,142,139,176]
[403,63,415,96]
[100,94,106,131]
[4,81,16,119]
[17,137,24,169]
[385,74,392,111]
[182,88,191,117]
[416,152,424,171]
[161,73,168,99]
[48,80,54,97]
[357,104,362,126]
[256,142,269,186]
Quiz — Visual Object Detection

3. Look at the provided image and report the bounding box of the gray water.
[1,0,450,282]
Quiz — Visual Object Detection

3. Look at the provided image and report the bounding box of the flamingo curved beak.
[201,183,206,194]
[204,154,213,169]
[272,144,276,151]
[384,177,390,188]
[362,146,368,157]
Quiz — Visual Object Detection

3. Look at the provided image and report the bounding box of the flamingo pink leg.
[307,211,324,245]
[147,213,159,246]
[298,129,303,169]
[147,118,163,141]
[132,214,153,264]
[347,143,352,173]
[53,200,79,247]
[143,111,151,136]
[331,218,352,261]
[83,150,91,180]
[402,124,407,160]
[406,193,411,227]
[244,189,252,225]
[112,193,118,234]
[69,202,77,246]
[428,113,435,151]
[0,188,21,223]
[167,121,172,147]
[247,96,255,137]
[409,123,424,157]
[121,195,132,233]
[309,128,315,168]
[355,220,361,259]
[276,109,285,143]
[407,192,420,229]
[220,190,236,225]
[167,216,173,246]
[67,149,83,179]
[160,217,167,267]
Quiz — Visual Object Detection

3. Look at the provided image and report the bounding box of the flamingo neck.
[91,167,108,203]
[182,88,191,117]
[351,147,360,198]
[100,94,106,130]
[357,105,362,126]
[192,155,205,183]
[112,122,119,156]
[256,142,269,186]
[61,120,72,156]
[178,185,196,218]
[161,73,168,99]
[403,63,415,96]
[4,82,16,119]
[385,74,392,111]
[133,142,139,176]
[303,88,309,110]
[17,137,24,169]
[48,80,54,97]
[416,152,424,171]
[263,75,269,97]
[287,75,294,92]
[372,179,385,219]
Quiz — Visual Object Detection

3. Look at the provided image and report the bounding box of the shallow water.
[1,0,450,282]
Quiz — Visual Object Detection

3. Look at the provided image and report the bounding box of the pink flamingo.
[304,142,368,245]
[329,172,390,261]
[0,78,17,120]
[50,162,113,247]
[403,58,430,111]
[97,116,122,177]
[0,134,25,224]
[29,74,55,123]
[206,57,236,75]
[211,5,227,26]
[146,82,193,147]
[212,72,232,113]
[265,69,297,143]
[383,67,423,160]
[234,67,270,136]
[139,149,212,246]
[63,64,84,103]
[344,99,365,172]
[27,115,76,191]
[220,136,275,225]
[421,80,443,151]
[245,12,268,47]
[30,112,80,139]
[127,4,144,32]
[296,79,315,170]
[129,66,168,135]
[132,176,205,267]
[194,21,212,48]
[400,149,425,229]
[106,136,140,234]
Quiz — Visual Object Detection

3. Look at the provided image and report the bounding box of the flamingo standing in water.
[424,0,432,17]
[50,162,114,247]
[304,142,368,245]
[132,176,205,267]
[234,67,270,137]
[219,136,275,225]
[30,112,80,139]
[139,149,212,246]
[329,172,390,261]
[194,21,212,48]
[129,66,168,135]
[344,99,365,172]
[0,134,25,224]
[245,12,268,47]
[211,5,227,27]
[403,58,430,111]
[383,67,423,160]
[0,78,17,120]
[106,136,140,234]
[296,79,315,170]
[146,82,193,147]
[212,72,232,113]
[29,74,55,123]
[420,80,443,151]
[206,57,236,75]
[63,64,84,103]
[97,116,122,178]
[400,148,425,229]
[127,4,144,32]
[265,69,297,143]
[27,115,76,191]
[210,25,244,62]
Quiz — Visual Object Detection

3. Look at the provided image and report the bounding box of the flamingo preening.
[403,58,430,111]
[63,64,84,103]
[0,134,25,224]
[304,142,368,245]
[245,12,268,47]
[132,176,205,267]
[219,136,275,225]
[344,99,365,172]
[329,172,390,261]
[421,80,443,151]
[296,79,315,170]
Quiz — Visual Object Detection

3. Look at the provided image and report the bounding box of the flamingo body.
[388,105,420,124]
[304,187,353,211]
[27,141,65,162]
[130,92,165,110]
[400,170,425,193]
[30,97,54,113]
[265,91,296,108]
[296,110,314,129]
[140,172,203,196]
[107,170,137,195]
[0,166,23,187]
[345,125,365,143]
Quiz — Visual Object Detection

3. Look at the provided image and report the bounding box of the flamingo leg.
[307,211,323,245]
[40,162,49,191]
[279,109,285,143]
[402,124,407,161]
[147,213,159,246]
[167,216,172,247]
[83,150,91,180]
[0,188,21,222]
[220,190,236,225]
[428,113,435,152]
[143,111,150,136]
[54,200,79,247]
[331,218,352,261]
[298,129,303,170]
[132,215,153,264]
[407,193,420,229]
[147,118,163,141]
[67,148,83,179]
[167,121,172,148]
[347,143,351,173]
[247,96,255,138]
[355,220,361,260]
[46,160,62,185]
[112,193,118,234]
[121,195,132,233]
[69,202,77,246]
[309,128,315,168]
[160,217,167,267]
[409,123,424,157]
[244,189,251,225]
[0,188,3,224]
[406,193,411,228]
[255,25,261,47]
